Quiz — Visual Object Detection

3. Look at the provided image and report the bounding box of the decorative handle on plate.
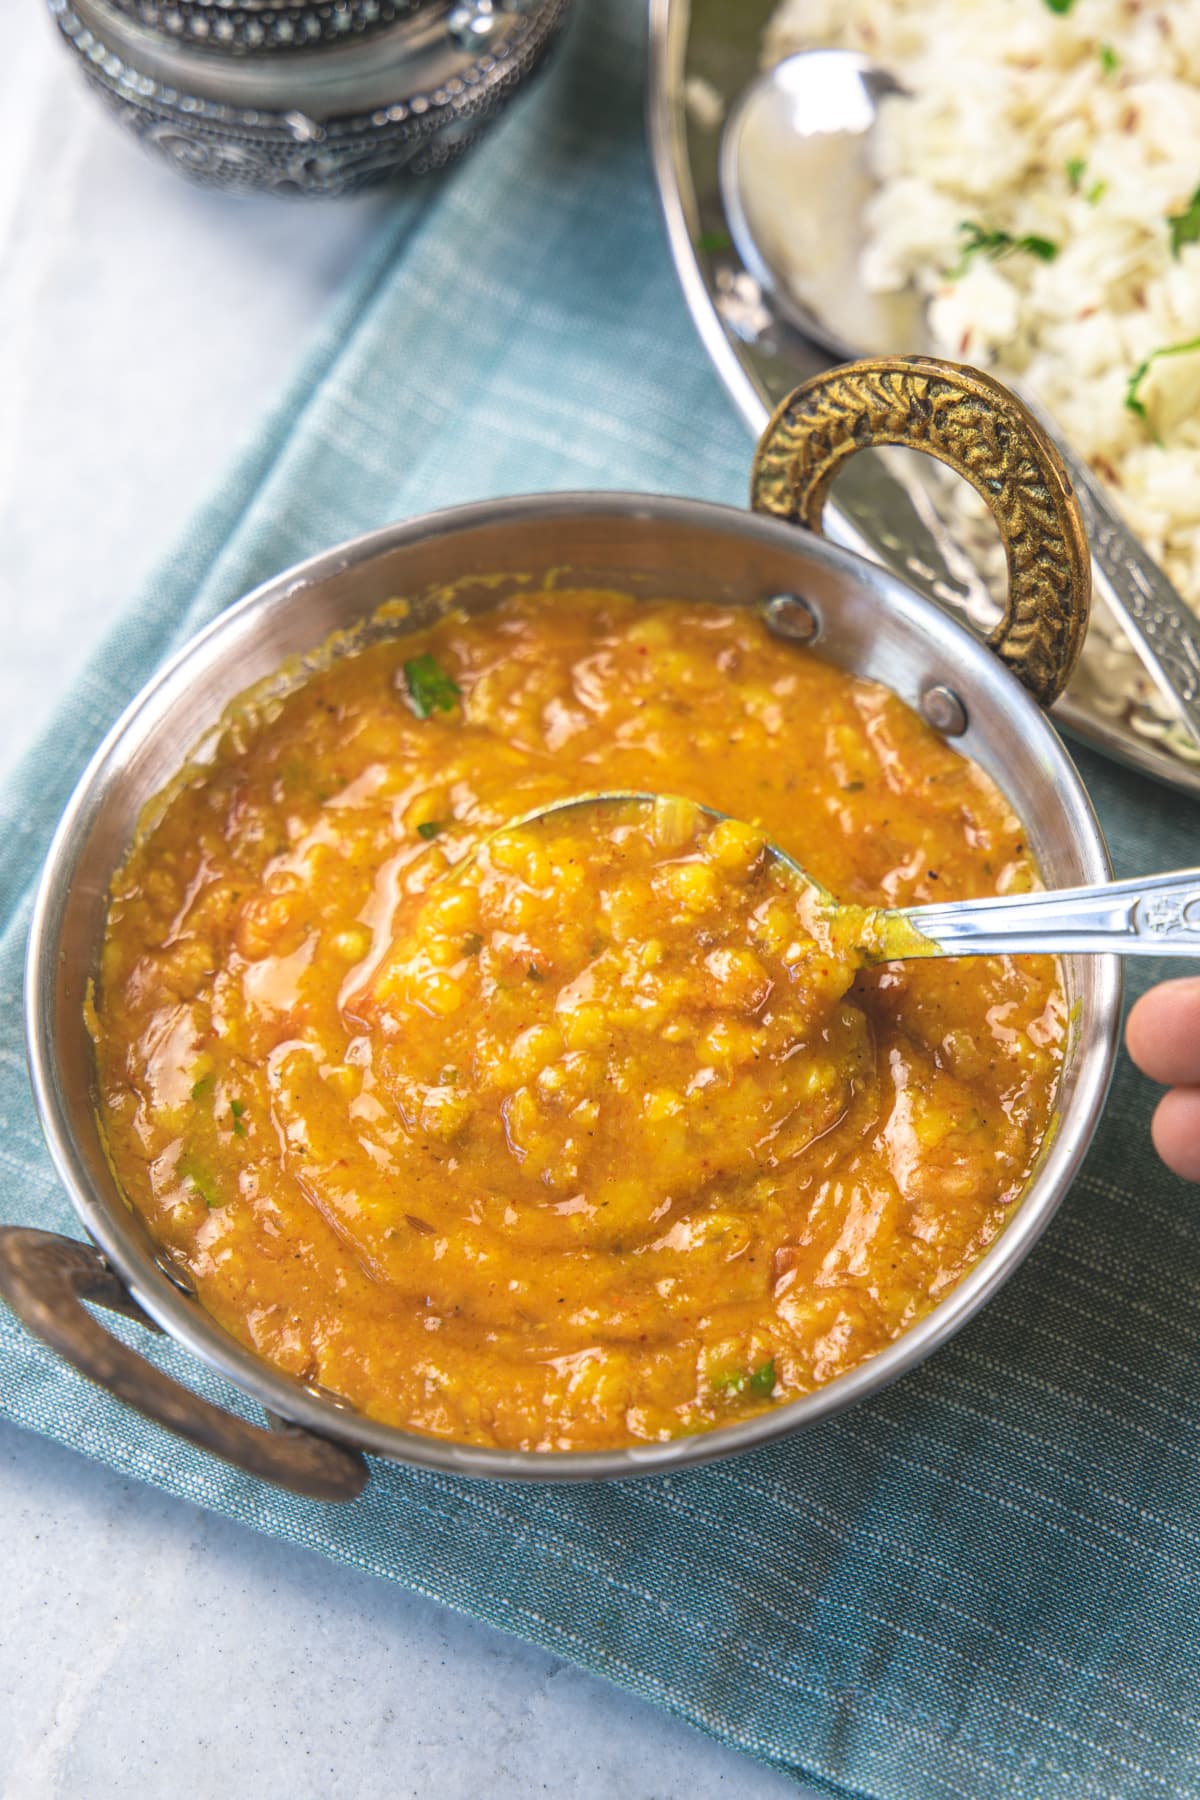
[750,356,1092,707]
[0,1228,368,1502]
[897,867,1200,958]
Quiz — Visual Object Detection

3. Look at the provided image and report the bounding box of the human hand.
[1125,977,1200,1181]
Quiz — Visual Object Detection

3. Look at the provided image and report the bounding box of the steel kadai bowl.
[1,359,1120,1499]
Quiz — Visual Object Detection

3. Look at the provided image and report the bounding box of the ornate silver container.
[47,0,571,194]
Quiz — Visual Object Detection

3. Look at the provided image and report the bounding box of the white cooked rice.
[763,0,1200,639]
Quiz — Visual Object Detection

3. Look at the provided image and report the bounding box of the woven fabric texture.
[2,4,1199,1795]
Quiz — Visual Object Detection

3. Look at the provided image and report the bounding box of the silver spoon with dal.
[718,47,1200,757]
[471,793,1200,966]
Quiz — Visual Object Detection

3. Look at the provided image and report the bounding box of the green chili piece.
[179,1153,221,1209]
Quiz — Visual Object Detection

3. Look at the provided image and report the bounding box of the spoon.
[719,48,1200,757]
[480,792,1200,964]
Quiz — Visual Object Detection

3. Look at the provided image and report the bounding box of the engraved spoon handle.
[1011,386,1200,754]
[896,868,1200,959]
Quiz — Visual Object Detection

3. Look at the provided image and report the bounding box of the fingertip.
[1126,977,1200,1086]
[1151,1087,1200,1185]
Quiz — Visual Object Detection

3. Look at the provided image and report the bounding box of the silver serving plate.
[646,0,1200,798]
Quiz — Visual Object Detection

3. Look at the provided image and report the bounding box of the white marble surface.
[0,12,803,1798]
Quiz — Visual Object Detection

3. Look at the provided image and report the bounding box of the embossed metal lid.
[50,0,569,193]
[103,0,442,55]
[60,0,561,109]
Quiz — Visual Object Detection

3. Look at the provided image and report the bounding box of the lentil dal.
[93,589,1065,1451]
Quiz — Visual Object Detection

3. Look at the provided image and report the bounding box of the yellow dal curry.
[94,590,1065,1451]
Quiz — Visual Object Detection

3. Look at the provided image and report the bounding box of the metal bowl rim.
[24,488,1122,1482]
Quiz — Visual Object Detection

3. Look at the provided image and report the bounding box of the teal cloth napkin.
[4,4,1200,1794]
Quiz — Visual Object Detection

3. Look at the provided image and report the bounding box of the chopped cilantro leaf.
[1085,180,1108,206]
[954,222,1059,275]
[696,228,732,255]
[1044,0,1076,11]
[749,1357,777,1397]
[1065,155,1086,191]
[190,1073,215,1104]
[402,654,461,720]
[1125,335,1200,441]
[1099,43,1119,76]
[713,1358,777,1400]
[1168,186,1200,258]
[229,1098,247,1139]
[417,819,444,840]
[278,758,310,790]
